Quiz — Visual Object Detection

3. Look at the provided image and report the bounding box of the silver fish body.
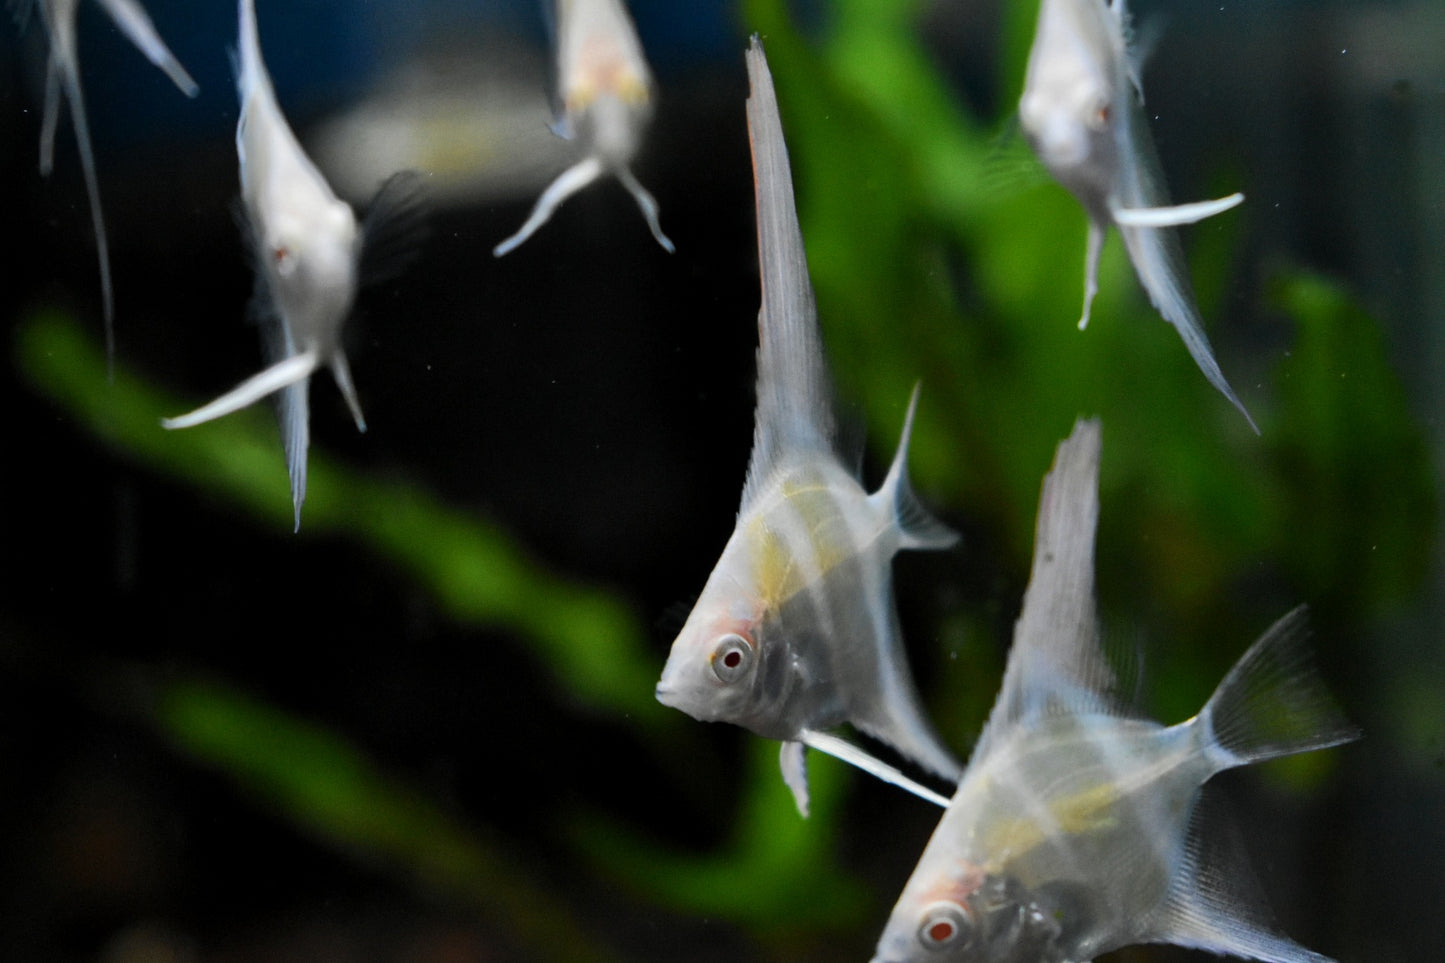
[655,39,960,817]
[871,420,1358,963]
[1019,0,1255,431]
[28,0,197,366]
[493,0,672,255]
[162,0,376,530]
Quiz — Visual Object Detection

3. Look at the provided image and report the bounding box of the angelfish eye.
[918,900,974,952]
[1089,100,1112,130]
[709,634,754,684]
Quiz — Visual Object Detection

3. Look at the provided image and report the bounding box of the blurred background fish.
[17,0,197,369]
[492,0,672,256]
[1019,0,1253,430]
[162,0,422,531]
[870,420,1359,963]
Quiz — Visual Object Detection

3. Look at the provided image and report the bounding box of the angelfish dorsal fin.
[740,38,838,510]
[973,419,1116,762]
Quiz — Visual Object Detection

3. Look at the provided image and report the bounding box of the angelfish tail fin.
[1198,605,1360,773]
[873,383,958,552]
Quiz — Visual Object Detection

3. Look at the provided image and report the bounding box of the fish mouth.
[653,682,677,707]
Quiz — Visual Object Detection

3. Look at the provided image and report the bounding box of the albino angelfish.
[493,0,672,256]
[25,0,198,367]
[655,38,961,818]
[870,419,1358,963]
[163,0,424,531]
[1019,0,1255,431]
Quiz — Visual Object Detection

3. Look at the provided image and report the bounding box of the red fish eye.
[710,634,754,684]
[918,900,973,951]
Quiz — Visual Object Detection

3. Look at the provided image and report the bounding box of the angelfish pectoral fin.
[800,730,951,808]
[1111,192,1244,228]
[161,349,320,430]
[492,155,606,257]
[780,740,810,818]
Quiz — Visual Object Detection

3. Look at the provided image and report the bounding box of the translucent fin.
[801,730,950,808]
[780,740,810,818]
[616,166,674,253]
[1112,192,1244,228]
[1198,605,1360,772]
[739,37,839,509]
[161,350,320,429]
[1111,94,1257,432]
[1078,218,1105,330]
[492,155,605,257]
[871,383,958,551]
[328,350,367,433]
[275,372,311,532]
[1149,791,1337,962]
[974,420,1117,762]
[95,0,198,96]
[37,5,116,366]
[358,169,428,286]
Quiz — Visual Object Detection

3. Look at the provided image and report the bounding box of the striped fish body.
[659,456,912,742]
[876,715,1212,963]
[654,40,958,815]
[871,421,1356,963]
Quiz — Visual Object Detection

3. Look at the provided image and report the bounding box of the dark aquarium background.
[1,0,1442,960]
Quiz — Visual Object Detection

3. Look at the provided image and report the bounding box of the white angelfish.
[654,38,961,818]
[1019,0,1255,432]
[163,0,424,531]
[493,0,672,256]
[24,0,198,366]
[870,419,1358,963]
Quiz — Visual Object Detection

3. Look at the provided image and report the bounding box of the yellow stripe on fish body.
[744,467,878,611]
[979,777,1124,860]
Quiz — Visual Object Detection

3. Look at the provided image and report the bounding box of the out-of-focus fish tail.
[873,383,958,552]
[1197,605,1359,773]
